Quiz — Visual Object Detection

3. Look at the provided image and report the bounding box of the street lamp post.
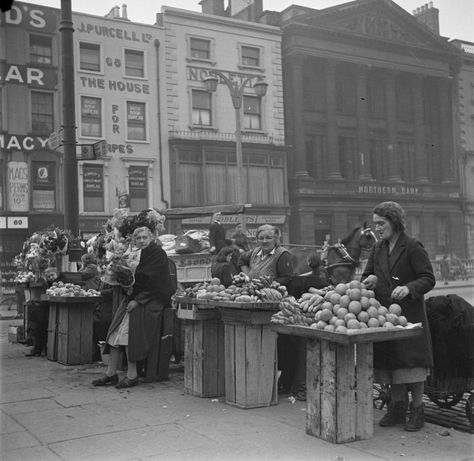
[203,72,268,232]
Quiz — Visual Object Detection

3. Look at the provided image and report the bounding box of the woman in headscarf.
[362,201,435,432]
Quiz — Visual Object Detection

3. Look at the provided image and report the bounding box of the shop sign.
[7,216,28,229]
[83,168,103,192]
[181,217,211,225]
[0,63,57,88]
[0,134,49,151]
[127,103,145,122]
[0,217,6,229]
[32,162,55,186]
[82,97,100,116]
[357,184,419,195]
[129,167,147,188]
[0,3,57,33]
[7,161,29,212]
[256,215,286,224]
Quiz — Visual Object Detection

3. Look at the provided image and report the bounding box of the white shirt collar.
[257,247,276,259]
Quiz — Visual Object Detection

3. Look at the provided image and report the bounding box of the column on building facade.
[385,69,402,182]
[325,59,342,179]
[289,54,309,177]
[413,73,429,183]
[356,64,372,180]
[438,77,455,183]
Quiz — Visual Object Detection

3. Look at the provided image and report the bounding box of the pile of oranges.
[310,280,407,332]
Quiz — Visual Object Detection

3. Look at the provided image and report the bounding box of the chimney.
[122,4,128,20]
[413,2,439,35]
[200,0,226,16]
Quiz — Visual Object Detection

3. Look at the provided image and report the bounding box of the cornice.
[162,7,282,37]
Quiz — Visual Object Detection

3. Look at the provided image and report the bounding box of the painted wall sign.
[7,216,29,229]
[79,76,150,94]
[83,168,103,192]
[7,162,29,212]
[129,167,147,188]
[0,134,49,151]
[187,66,260,87]
[0,63,57,87]
[357,184,419,195]
[76,22,152,43]
[0,2,57,33]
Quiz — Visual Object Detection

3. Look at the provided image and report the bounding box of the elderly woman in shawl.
[92,226,175,389]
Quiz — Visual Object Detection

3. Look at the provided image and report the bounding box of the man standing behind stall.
[209,212,227,255]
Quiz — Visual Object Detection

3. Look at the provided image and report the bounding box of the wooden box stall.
[43,295,101,365]
[272,324,423,443]
[218,302,280,409]
[176,297,225,398]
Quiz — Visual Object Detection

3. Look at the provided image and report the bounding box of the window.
[124,49,144,78]
[436,216,449,253]
[175,150,285,206]
[243,96,261,130]
[369,138,388,180]
[128,166,148,211]
[190,38,210,60]
[338,136,357,179]
[0,159,3,211]
[192,90,211,126]
[241,46,260,67]
[336,68,356,115]
[79,42,100,72]
[398,141,415,182]
[30,35,52,65]
[367,73,385,118]
[127,102,146,141]
[32,161,56,210]
[31,91,53,134]
[303,61,326,112]
[396,77,413,121]
[81,97,102,137]
[305,135,327,179]
[82,164,104,212]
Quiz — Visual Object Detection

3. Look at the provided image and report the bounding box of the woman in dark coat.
[362,201,435,432]
[92,226,175,389]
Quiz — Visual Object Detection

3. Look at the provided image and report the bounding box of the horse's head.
[359,222,378,251]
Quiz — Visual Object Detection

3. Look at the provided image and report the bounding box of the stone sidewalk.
[1,320,473,461]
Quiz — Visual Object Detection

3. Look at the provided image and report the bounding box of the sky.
[15,0,474,43]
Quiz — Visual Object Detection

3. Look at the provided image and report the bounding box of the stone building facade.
[275,0,466,258]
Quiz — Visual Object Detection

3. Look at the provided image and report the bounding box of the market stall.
[269,283,424,443]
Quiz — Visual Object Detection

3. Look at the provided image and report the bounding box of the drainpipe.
[154,38,169,209]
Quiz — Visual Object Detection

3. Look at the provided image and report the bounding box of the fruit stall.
[176,273,287,408]
[269,280,423,444]
[42,282,101,365]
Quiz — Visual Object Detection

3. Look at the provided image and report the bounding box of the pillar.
[325,59,342,180]
[438,78,455,183]
[385,70,402,182]
[289,54,309,177]
[356,64,372,180]
[413,74,428,183]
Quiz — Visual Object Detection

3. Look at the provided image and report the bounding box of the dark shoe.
[25,349,42,357]
[92,374,119,386]
[405,403,424,432]
[115,376,139,389]
[379,400,407,427]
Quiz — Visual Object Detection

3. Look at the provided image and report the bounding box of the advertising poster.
[7,161,29,212]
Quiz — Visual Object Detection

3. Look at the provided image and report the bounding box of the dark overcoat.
[106,242,175,362]
[362,232,435,370]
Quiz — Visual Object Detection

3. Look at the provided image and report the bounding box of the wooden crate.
[184,317,225,398]
[221,308,278,409]
[43,296,100,365]
[176,297,219,321]
[272,323,423,443]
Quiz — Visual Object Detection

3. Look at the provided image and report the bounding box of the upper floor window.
[128,165,148,211]
[30,35,52,65]
[396,77,413,121]
[192,90,211,126]
[31,91,53,134]
[124,49,144,78]
[190,38,210,60]
[127,102,146,141]
[81,96,102,137]
[79,42,100,72]
[82,163,104,212]
[367,73,385,118]
[241,46,260,67]
[336,69,356,115]
[243,96,261,130]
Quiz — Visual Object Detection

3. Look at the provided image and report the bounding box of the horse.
[325,224,378,283]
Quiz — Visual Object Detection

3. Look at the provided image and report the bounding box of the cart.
[373,294,474,428]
